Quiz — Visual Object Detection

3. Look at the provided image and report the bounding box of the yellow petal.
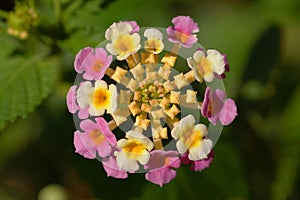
[170,91,180,104]
[111,108,130,126]
[130,63,144,80]
[150,109,165,119]
[111,66,128,83]
[173,73,188,89]
[141,52,158,64]
[165,104,180,119]
[128,101,141,116]
[161,53,177,67]
[186,90,197,103]
[119,90,132,104]
[134,115,151,130]
[127,78,139,91]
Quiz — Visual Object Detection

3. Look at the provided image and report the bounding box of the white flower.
[171,115,212,160]
[115,131,154,171]
[105,22,132,40]
[187,49,225,82]
[76,80,117,116]
[144,28,164,54]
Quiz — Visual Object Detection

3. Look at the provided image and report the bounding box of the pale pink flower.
[81,48,112,80]
[74,47,93,73]
[201,87,237,125]
[167,16,199,48]
[66,85,89,119]
[145,150,181,187]
[74,117,117,159]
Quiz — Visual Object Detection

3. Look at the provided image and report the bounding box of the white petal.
[187,57,195,70]
[137,150,150,165]
[107,84,118,114]
[106,43,118,55]
[144,28,163,40]
[89,105,105,116]
[77,82,93,108]
[189,139,213,161]
[115,151,139,171]
[95,80,108,89]
[105,22,132,40]
[193,50,205,62]
[203,72,214,82]
[193,124,208,137]
[207,49,225,75]
[132,33,141,47]
[176,138,188,154]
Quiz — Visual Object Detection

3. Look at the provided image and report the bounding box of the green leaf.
[0,55,57,131]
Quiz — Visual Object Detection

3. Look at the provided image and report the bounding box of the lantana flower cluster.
[67,16,237,187]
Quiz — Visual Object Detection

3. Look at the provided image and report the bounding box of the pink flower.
[181,151,214,171]
[201,87,237,126]
[82,48,112,80]
[66,85,89,119]
[74,47,93,73]
[167,16,199,48]
[102,153,128,179]
[74,117,117,159]
[145,150,181,187]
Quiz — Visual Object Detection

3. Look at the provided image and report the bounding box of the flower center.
[175,31,189,43]
[183,129,202,148]
[93,88,110,108]
[92,59,104,72]
[114,34,136,53]
[198,57,212,75]
[189,130,202,148]
[144,39,163,54]
[123,140,146,158]
[89,130,105,145]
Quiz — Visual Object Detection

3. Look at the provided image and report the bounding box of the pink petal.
[96,140,112,157]
[145,167,177,187]
[74,47,93,73]
[66,85,78,114]
[102,156,128,179]
[166,28,197,48]
[145,150,179,170]
[223,54,230,72]
[96,117,117,146]
[172,16,199,34]
[214,89,226,101]
[80,119,98,132]
[219,98,238,125]
[82,48,112,80]
[201,87,211,118]
[74,131,96,159]
[191,151,214,171]
[78,107,89,119]
[180,152,191,165]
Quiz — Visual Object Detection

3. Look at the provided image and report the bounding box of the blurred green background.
[0,0,300,199]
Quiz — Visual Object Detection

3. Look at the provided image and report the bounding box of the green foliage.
[0,54,56,130]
